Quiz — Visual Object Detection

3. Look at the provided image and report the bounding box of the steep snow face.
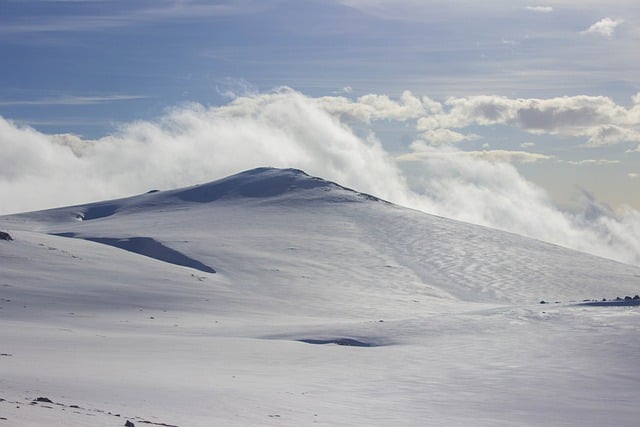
[1,167,640,427]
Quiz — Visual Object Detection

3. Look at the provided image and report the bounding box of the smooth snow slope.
[1,167,639,427]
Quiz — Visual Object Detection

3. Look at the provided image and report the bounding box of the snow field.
[1,168,639,426]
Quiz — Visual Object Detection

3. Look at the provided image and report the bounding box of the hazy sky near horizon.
[1,0,639,259]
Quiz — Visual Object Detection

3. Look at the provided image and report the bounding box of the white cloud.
[520,142,536,148]
[1,89,639,266]
[316,90,428,123]
[526,6,553,13]
[472,150,553,163]
[215,78,259,99]
[629,173,640,179]
[0,90,411,215]
[567,159,620,165]
[396,144,639,265]
[317,91,640,147]
[420,129,480,145]
[582,17,624,38]
[585,125,640,146]
[400,143,553,164]
[414,93,640,146]
[50,133,97,156]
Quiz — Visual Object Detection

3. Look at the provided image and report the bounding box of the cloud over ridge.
[1,89,639,266]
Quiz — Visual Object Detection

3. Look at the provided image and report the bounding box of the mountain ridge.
[2,166,639,306]
[5,167,384,224]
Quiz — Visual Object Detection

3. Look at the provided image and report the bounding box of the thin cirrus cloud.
[340,0,540,20]
[0,1,272,34]
[1,88,639,266]
[0,95,149,106]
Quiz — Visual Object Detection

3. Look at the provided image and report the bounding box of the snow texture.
[1,167,639,426]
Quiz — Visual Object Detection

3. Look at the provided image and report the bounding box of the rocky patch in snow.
[298,337,380,347]
[0,395,180,427]
[579,295,640,306]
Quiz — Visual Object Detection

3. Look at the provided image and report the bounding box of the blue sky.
[3,1,638,121]
[1,0,640,262]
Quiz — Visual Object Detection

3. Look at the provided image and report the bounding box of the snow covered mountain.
[1,167,639,426]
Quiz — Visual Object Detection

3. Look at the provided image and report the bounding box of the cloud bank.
[1,89,639,266]
[317,91,640,146]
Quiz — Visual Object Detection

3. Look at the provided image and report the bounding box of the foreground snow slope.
[1,167,639,426]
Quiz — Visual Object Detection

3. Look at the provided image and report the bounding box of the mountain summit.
[166,167,371,202]
[27,167,381,223]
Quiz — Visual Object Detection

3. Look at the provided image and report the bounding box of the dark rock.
[299,338,377,347]
[634,295,640,300]
[616,297,623,301]
[539,300,547,304]
[624,296,633,300]
[0,231,12,241]
[125,421,135,427]
[34,397,53,403]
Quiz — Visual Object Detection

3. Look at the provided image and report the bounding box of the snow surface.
[1,167,639,426]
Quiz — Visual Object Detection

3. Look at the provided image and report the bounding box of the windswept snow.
[1,167,639,426]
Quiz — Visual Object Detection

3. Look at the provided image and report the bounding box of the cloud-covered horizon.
[1,88,639,266]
